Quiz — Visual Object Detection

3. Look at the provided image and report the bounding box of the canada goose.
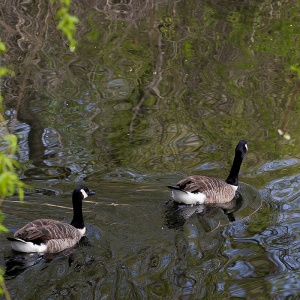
[7,185,95,253]
[168,140,248,205]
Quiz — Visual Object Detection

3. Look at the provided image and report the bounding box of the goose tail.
[7,237,47,253]
[7,237,26,243]
[167,185,187,193]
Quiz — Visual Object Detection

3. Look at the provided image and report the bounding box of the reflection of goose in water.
[165,182,262,230]
[168,140,248,205]
[164,192,243,230]
[214,191,243,222]
[164,203,205,229]
[4,253,43,278]
[7,186,95,253]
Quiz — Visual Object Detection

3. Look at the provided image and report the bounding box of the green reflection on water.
[1,0,300,298]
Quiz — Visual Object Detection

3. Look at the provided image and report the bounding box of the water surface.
[1,0,300,299]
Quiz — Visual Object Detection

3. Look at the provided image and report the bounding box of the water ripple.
[264,174,300,203]
[257,158,300,174]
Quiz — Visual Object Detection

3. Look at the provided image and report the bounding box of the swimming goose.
[168,140,248,205]
[7,185,95,253]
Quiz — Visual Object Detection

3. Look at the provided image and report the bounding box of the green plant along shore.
[0,0,79,297]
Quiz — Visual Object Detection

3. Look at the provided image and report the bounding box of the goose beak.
[88,190,96,196]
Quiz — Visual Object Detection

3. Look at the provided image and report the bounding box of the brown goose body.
[9,219,84,253]
[7,186,95,253]
[174,175,237,204]
[168,140,248,205]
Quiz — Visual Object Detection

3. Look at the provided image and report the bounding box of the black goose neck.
[225,151,244,186]
[70,192,84,229]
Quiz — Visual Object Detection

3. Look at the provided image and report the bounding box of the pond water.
[1,0,300,299]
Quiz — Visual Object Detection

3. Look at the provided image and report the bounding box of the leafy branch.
[0,38,25,298]
[51,0,79,51]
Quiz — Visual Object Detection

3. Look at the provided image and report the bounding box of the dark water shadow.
[4,252,44,278]
[6,90,72,181]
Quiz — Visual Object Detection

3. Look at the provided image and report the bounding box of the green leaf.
[5,134,18,154]
[0,41,6,53]
[291,64,300,77]
[0,225,8,233]
[0,67,14,77]
[63,0,71,7]
[54,1,79,51]
[18,188,24,201]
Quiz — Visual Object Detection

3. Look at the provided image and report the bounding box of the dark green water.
[1,0,300,299]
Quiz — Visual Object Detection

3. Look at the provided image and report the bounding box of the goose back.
[173,175,237,204]
[13,219,84,253]
[14,219,62,238]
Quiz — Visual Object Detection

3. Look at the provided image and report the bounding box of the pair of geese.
[8,140,248,254]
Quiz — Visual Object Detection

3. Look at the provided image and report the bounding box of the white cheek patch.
[80,189,88,198]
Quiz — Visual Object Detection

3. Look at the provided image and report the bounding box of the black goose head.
[235,140,248,158]
[72,185,95,201]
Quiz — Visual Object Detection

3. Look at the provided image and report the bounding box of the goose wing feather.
[46,237,81,253]
[176,175,236,203]
[14,219,79,241]
[14,219,61,237]
[176,176,225,193]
